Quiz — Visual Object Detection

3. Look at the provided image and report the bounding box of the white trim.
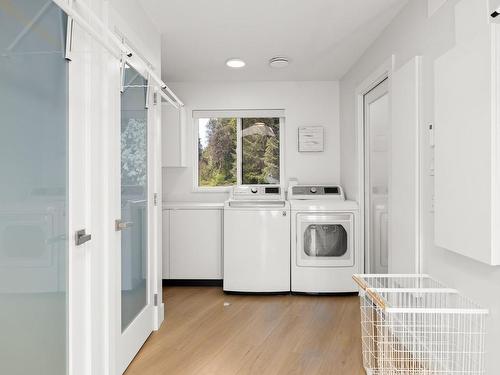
[152,89,164,331]
[192,186,233,193]
[355,56,395,274]
[279,117,286,187]
[492,22,500,264]
[154,303,165,330]
[68,12,93,375]
[193,109,285,118]
[236,117,242,185]
[415,57,423,274]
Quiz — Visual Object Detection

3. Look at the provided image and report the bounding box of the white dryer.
[289,185,362,293]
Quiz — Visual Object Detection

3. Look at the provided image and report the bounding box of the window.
[198,117,237,187]
[241,117,280,184]
[195,111,283,189]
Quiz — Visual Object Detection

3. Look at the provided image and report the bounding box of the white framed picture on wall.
[298,126,324,152]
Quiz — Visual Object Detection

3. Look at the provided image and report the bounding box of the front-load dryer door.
[296,213,354,267]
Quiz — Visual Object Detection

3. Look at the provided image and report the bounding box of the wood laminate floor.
[125,287,364,375]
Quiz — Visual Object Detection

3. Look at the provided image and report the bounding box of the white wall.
[339,1,500,373]
[163,81,340,202]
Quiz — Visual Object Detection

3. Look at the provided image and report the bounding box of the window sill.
[192,186,232,193]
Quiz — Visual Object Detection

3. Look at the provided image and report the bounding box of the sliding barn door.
[389,56,422,274]
[0,2,91,374]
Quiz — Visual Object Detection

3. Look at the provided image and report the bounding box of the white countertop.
[162,201,225,210]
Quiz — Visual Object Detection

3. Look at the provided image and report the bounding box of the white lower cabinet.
[162,206,223,279]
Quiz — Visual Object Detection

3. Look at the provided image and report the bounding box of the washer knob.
[310,187,317,194]
[251,187,258,194]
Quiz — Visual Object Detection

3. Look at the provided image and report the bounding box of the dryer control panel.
[288,185,345,200]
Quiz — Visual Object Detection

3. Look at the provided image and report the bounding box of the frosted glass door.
[0,1,68,374]
[120,65,149,331]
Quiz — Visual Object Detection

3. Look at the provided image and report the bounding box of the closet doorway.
[363,78,389,274]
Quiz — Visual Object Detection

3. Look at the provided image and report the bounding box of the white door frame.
[356,56,423,274]
[355,57,394,274]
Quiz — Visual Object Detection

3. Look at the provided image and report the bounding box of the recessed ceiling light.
[269,57,289,68]
[226,58,246,68]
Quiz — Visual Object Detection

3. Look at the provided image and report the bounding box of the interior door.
[389,57,421,274]
[116,63,154,374]
[364,79,389,274]
[0,2,89,374]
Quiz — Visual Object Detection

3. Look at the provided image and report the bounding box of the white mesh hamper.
[353,275,488,375]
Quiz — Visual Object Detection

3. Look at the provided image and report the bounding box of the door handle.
[115,219,133,231]
[75,229,91,246]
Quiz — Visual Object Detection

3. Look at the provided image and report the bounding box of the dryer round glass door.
[296,213,354,267]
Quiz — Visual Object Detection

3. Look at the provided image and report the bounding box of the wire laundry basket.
[354,274,448,373]
[353,274,488,375]
[354,274,446,290]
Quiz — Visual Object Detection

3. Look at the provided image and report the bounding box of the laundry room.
[2,0,500,375]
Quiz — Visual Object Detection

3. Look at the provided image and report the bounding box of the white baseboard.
[153,303,165,330]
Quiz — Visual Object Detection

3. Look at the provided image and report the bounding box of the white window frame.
[192,110,285,192]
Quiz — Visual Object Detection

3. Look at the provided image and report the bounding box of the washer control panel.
[288,185,345,200]
[231,185,284,200]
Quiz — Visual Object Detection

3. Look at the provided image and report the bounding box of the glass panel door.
[0,1,68,373]
[120,65,148,332]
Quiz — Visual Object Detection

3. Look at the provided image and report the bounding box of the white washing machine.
[289,184,362,293]
[223,185,290,293]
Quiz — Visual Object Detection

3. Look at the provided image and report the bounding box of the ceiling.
[139,0,407,82]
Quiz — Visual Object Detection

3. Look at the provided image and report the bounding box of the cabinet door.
[169,209,222,279]
[434,0,498,264]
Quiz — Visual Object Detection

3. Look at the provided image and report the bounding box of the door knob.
[115,219,133,231]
